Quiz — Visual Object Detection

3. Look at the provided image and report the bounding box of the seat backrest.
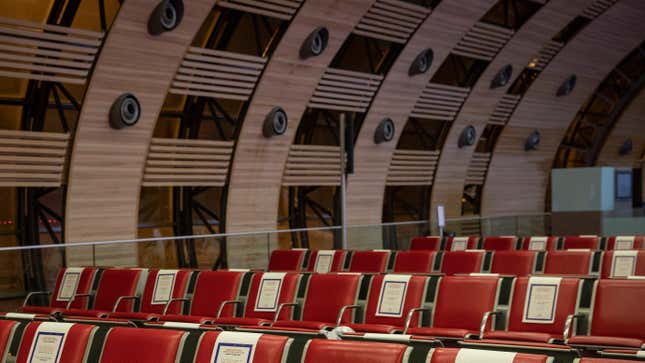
[445,237,479,251]
[490,251,537,276]
[307,250,347,273]
[268,250,306,272]
[521,237,558,251]
[348,251,390,273]
[99,327,185,363]
[410,237,442,251]
[301,274,361,324]
[190,271,245,317]
[600,251,645,279]
[482,236,518,251]
[303,339,410,363]
[432,276,500,331]
[544,251,594,276]
[505,277,581,336]
[427,348,551,363]
[94,268,145,312]
[393,251,435,273]
[363,274,428,327]
[606,236,645,250]
[194,331,290,363]
[50,267,99,309]
[16,322,96,363]
[138,269,192,315]
[587,279,645,340]
[0,320,18,362]
[562,236,600,250]
[243,272,300,320]
[440,251,485,275]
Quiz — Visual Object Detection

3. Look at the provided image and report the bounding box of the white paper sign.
[152,270,178,305]
[455,348,516,363]
[611,251,637,278]
[528,237,548,251]
[162,321,200,329]
[451,237,469,251]
[27,322,73,363]
[375,275,411,318]
[615,236,635,250]
[56,268,83,302]
[522,277,561,324]
[314,251,334,273]
[254,273,285,312]
[211,332,260,363]
[5,313,37,319]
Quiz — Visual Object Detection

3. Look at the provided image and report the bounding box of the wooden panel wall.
[482,0,645,216]
[65,0,214,266]
[224,0,374,267]
[431,0,596,220]
[345,0,496,229]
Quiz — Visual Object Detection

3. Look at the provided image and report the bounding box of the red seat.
[544,250,595,276]
[213,272,301,327]
[482,277,581,344]
[521,237,558,251]
[160,270,247,324]
[268,250,307,272]
[16,322,96,363]
[490,251,537,276]
[600,251,645,279]
[348,251,390,273]
[194,331,291,363]
[445,236,479,251]
[106,269,193,321]
[568,279,645,350]
[99,327,186,363]
[440,251,485,275]
[578,359,637,363]
[393,251,435,273]
[410,236,442,251]
[0,320,18,360]
[346,274,428,333]
[427,348,551,362]
[407,276,500,339]
[306,250,347,272]
[20,267,99,315]
[482,236,518,251]
[271,273,361,330]
[562,236,600,250]
[60,268,146,318]
[302,339,410,363]
[606,236,644,250]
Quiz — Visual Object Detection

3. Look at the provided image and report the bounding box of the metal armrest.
[563,314,585,341]
[66,294,93,310]
[112,296,140,313]
[479,311,503,339]
[403,308,431,334]
[336,305,362,327]
[22,291,51,307]
[217,300,243,319]
[163,298,191,316]
[272,303,299,325]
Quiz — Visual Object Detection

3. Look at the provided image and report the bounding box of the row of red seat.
[410,235,644,252]
[270,248,645,278]
[11,268,645,356]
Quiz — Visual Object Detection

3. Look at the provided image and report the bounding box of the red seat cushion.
[107,311,158,321]
[406,327,476,339]
[482,237,517,251]
[490,251,536,276]
[562,236,600,250]
[268,250,305,272]
[211,317,270,327]
[544,250,593,275]
[16,322,95,363]
[440,251,485,275]
[159,314,213,324]
[580,357,642,362]
[60,309,109,318]
[193,331,290,363]
[393,251,435,273]
[348,251,389,273]
[272,320,332,330]
[427,348,552,362]
[410,237,442,251]
[345,323,400,334]
[99,327,185,363]
[484,331,557,343]
[567,335,644,349]
[303,339,409,363]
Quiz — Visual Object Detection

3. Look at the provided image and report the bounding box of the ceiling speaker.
[374,118,395,144]
[300,27,329,59]
[619,138,633,155]
[525,130,541,151]
[109,93,141,129]
[557,75,577,97]
[409,48,434,76]
[263,107,288,138]
[491,64,513,89]
[148,0,184,35]
[458,125,477,148]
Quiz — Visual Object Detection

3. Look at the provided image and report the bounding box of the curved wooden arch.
[344,0,498,240]
[65,0,215,265]
[482,0,645,217]
[430,0,595,221]
[224,0,375,267]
